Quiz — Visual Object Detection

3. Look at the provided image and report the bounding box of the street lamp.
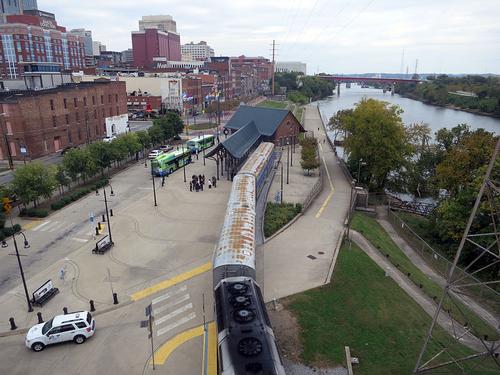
[2,229,33,312]
[285,142,290,185]
[95,184,114,244]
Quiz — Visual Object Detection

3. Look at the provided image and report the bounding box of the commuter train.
[213,142,286,375]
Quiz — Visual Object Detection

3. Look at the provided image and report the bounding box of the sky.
[41,0,500,74]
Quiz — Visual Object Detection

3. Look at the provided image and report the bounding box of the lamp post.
[182,143,187,183]
[280,160,284,204]
[96,185,114,244]
[2,228,32,312]
[152,175,158,207]
[286,143,290,185]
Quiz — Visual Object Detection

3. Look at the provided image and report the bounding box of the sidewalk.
[257,104,351,302]
[0,147,231,334]
[376,206,499,332]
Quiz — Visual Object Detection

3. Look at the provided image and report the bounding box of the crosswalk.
[152,284,197,337]
[30,219,94,243]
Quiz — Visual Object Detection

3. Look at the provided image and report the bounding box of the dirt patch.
[267,300,303,363]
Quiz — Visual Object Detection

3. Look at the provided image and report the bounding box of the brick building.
[132,28,181,68]
[0,80,127,160]
[206,106,304,179]
[182,75,202,112]
[0,11,86,79]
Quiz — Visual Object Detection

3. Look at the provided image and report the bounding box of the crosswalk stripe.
[156,312,196,337]
[47,221,69,232]
[40,221,61,232]
[32,220,52,231]
[153,293,190,315]
[152,285,188,305]
[155,303,193,326]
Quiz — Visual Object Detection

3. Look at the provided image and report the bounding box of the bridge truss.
[413,139,500,374]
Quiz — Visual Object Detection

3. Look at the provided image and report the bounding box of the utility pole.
[271,39,276,96]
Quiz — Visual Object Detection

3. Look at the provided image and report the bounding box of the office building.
[181,41,214,61]
[121,48,133,65]
[70,28,93,66]
[275,61,307,75]
[0,0,37,16]
[0,12,86,79]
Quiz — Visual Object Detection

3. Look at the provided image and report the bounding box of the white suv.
[26,311,96,352]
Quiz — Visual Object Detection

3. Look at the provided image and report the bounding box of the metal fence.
[388,209,500,314]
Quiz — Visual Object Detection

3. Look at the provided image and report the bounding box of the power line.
[285,0,323,54]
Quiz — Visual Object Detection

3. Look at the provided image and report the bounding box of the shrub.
[19,208,49,218]
[0,212,5,229]
[50,178,108,212]
[264,202,302,237]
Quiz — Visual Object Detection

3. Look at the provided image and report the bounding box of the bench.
[32,279,59,307]
[92,236,114,255]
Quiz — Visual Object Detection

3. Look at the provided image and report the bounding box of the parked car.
[159,145,173,153]
[103,136,116,143]
[148,149,162,159]
[25,311,96,352]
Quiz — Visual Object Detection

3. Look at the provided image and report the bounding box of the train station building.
[206,105,304,180]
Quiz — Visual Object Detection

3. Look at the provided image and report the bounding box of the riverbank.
[399,92,500,119]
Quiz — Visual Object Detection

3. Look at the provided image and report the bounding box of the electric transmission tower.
[414,138,500,374]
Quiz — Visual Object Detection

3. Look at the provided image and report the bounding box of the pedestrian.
[189,181,193,191]
[195,182,200,192]
[200,180,204,191]
[318,127,320,131]
[208,178,212,189]
[161,176,165,187]
[198,174,202,184]
[202,174,205,185]
[212,176,217,188]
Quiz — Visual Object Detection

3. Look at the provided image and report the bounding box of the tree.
[63,148,96,183]
[300,138,320,175]
[335,98,411,190]
[11,163,56,207]
[136,130,151,156]
[88,141,115,175]
[54,164,70,196]
[165,112,184,136]
[148,124,163,145]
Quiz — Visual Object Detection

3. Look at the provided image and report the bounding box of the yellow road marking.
[315,143,335,219]
[130,262,212,301]
[22,220,42,230]
[207,322,217,375]
[154,324,205,365]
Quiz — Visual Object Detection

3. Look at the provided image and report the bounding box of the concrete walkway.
[258,104,351,302]
[376,206,499,333]
[350,230,491,353]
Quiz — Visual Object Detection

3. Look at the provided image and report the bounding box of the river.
[318,84,500,135]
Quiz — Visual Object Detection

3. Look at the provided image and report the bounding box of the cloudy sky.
[41,0,499,74]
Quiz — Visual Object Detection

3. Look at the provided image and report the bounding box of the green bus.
[186,134,215,153]
[151,148,191,177]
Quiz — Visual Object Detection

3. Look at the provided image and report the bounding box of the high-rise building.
[0,12,86,79]
[92,40,106,55]
[70,28,93,66]
[0,0,37,15]
[132,16,181,68]
[121,48,133,65]
[181,41,214,61]
[138,15,176,33]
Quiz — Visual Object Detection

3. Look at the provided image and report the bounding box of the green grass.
[187,122,218,130]
[256,100,288,109]
[351,212,499,340]
[287,243,499,374]
[264,202,302,237]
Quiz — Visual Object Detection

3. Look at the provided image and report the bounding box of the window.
[63,98,67,109]
[115,94,118,102]
[93,110,97,119]
[78,128,82,140]
[65,114,69,124]
[59,324,75,333]
[74,97,78,107]
[75,322,87,329]
[47,326,61,335]
[108,94,111,103]
[116,107,119,116]
[76,112,79,122]
[95,124,99,135]
[92,96,95,105]
[68,130,72,143]
[83,97,87,106]
[52,116,57,127]
[50,99,54,110]
[100,95,104,104]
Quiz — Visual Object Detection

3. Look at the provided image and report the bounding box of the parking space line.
[153,323,205,365]
[130,262,212,301]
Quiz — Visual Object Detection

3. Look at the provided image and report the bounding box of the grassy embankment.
[187,122,218,131]
[286,242,499,374]
[256,100,288,109]
[350,212,498,340]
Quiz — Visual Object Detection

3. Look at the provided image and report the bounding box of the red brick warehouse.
[0,80,127,160]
